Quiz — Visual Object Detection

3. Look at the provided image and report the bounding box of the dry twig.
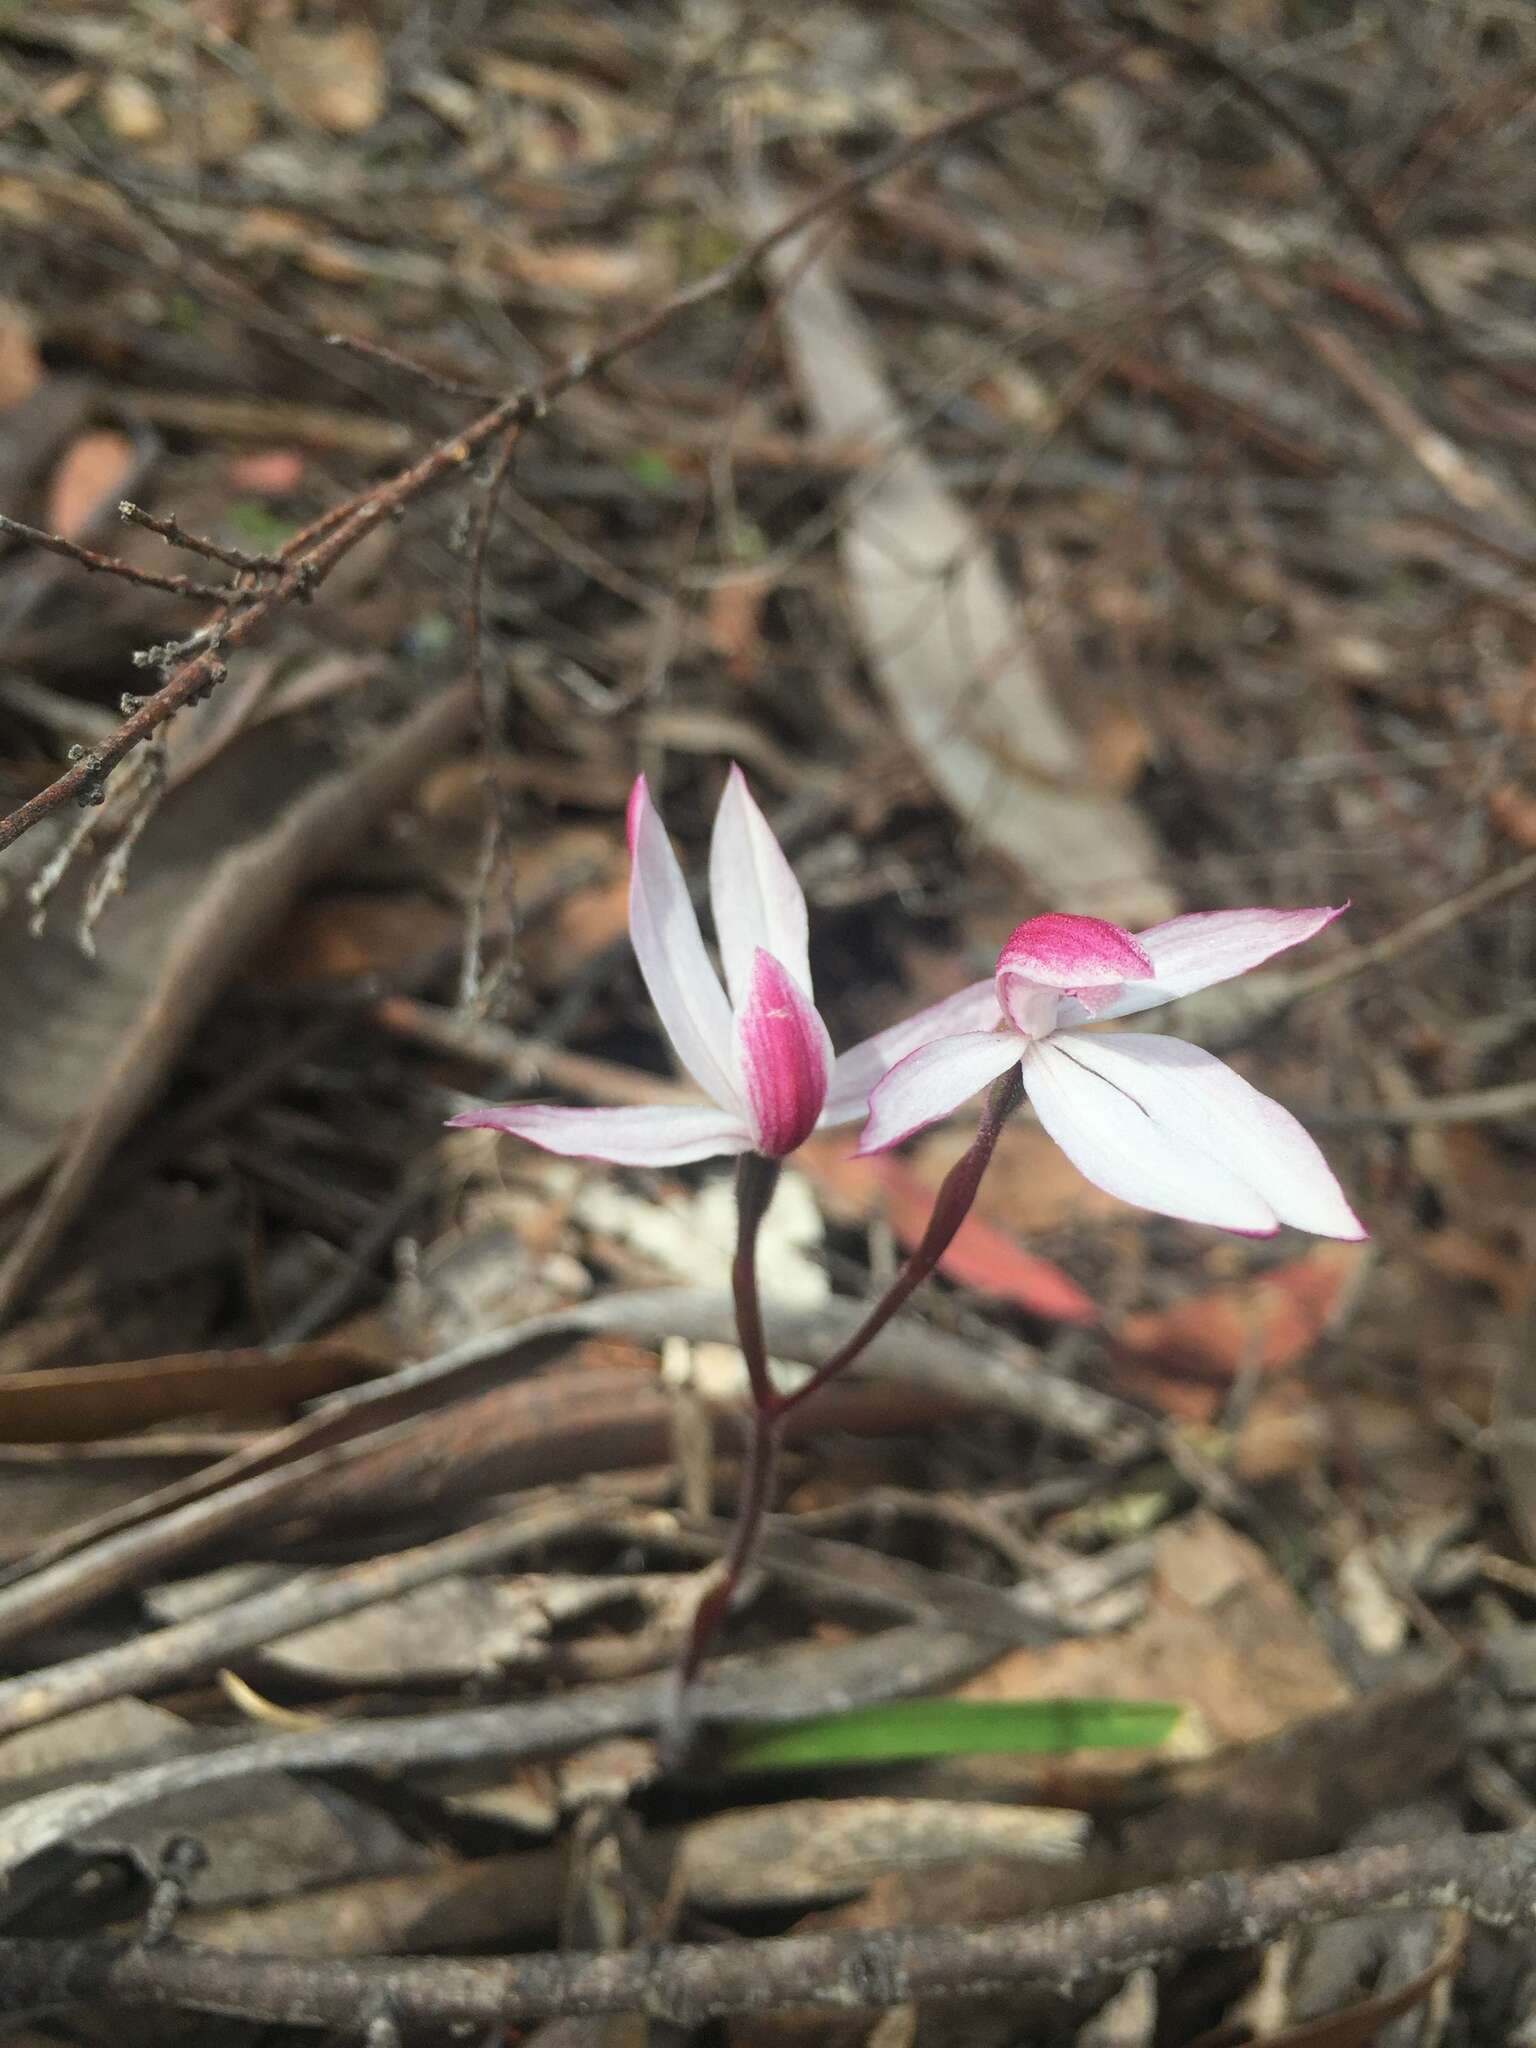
[0,42,1126,859]
[0,1831,1530,2028]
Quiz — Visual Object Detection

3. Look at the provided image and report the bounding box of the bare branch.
[0,41,1127,859]
[0,511,231,603]
[116,501,282,574]
[0,1830,1529,2028]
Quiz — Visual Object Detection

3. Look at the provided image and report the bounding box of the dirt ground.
[0,3,1534,2041]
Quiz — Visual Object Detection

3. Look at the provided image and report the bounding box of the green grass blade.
[723,1697,1180,1773]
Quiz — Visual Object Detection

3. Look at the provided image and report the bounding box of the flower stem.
[730,1151,782,1413]
[671,1151,783,1718]
[673,1403,782,1698]
[670,1069,1022,1732]
[776,1063,1023,1418]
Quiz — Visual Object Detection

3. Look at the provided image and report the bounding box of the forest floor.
[0,4,1534,2043]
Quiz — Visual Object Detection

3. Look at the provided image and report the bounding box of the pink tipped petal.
[627,778,741,1111]
[821,979,1002,1127]
[448,1101,750,1166]
[1020,1040,1281,1235]
[709,766,811,1005]
[625,774,648,857]
[1059,1034,1366,1240]
[734,948,832,1157]
[997,914,1154,991]
[1096,906,1347,1021]
[857,1030,1024,1155]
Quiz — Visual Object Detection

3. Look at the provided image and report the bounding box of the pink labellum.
[996,913,1155,991]
[734,948,832,1158]
[996,913,1155,1038]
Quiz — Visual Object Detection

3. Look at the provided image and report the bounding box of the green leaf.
[723,1697,1180,1773]
[625,449,682,494]
[227,501,298,549]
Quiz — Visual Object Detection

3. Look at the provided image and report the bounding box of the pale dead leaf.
[494,240,667,300]
[252,24,385,135]
[0,682,474,1317]
[98,72,167,143]
[744,166,1173,925]
[680,1798,1086,1909]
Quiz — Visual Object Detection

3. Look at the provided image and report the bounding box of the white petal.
[1060,1034,1365,1239]
[1097,906,1345,1020]
[1021,1040,1280,1234]
[449,1101,750,1166]
[627,777,741,1111]
[708,765,811,1005]
[821,981,1001,1127]
[857,1031,1023,1154]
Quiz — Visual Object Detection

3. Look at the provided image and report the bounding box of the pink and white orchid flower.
[858,909,1365,1240]
[449,767,998,1165]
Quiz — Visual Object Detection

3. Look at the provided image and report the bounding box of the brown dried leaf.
[957,1512,1349,1758]
[0,1696,432,1907]
[0,302,41,414]
[0,681,474,1318]
[745,167,1173,926]
[265,890,462,985]
[0,1340,385,1443]
[1112,1244,1367,1420]
[185,1849,563,1955]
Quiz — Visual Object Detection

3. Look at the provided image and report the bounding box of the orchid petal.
[709,765,812,1005]
[1059,1033,1366,1239]
[449,1101,750,1166]
[821,980,1002,1127]
[996,913,1154,990]
[734,948,832,1157]
[626,776,741,1111]
[1020,1040,1281,1235]
[857,1030,1024,1155]
[1096,906,1346,1021]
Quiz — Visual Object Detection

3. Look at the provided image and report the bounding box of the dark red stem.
[670,1070,1023,1726]
[671,1152,784,1712]
[775,1063,1024,1417]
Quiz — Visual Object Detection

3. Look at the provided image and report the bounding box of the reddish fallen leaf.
[266,890,462,985]
[706,575,769,683]
[0,305,41,413]
[796,1139,1098,1326]
[45,428,135,539]
[1488,781,1536,851]
[228,449,306,494]
[1112,1243,1366,1415]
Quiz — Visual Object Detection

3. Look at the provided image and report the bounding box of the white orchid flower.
[857,909,1365,1240]
[450,767,995,1164]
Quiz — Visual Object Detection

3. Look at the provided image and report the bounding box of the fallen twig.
[0,43,1126,858]
[0,1624,990,1885]
[0,1830,1531,2026]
